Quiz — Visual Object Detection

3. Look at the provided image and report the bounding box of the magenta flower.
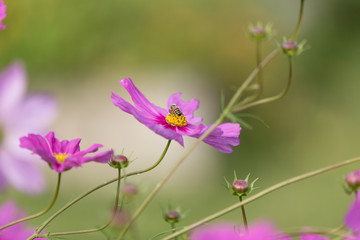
[0,0,6,30]
[300,233,329,240]
[0,201,43,239]
[189,221,290,240]
[0,61,57,194]
[19,131,114,173]
[344,190,360,239]
[111,78,240,153]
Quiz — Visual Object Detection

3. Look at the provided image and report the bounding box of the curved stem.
[290,0,305,41]
[37,169,122,238]
[27,140,171,240]
[161,156,360,240]
[116,50,279,240]
[233,56,293,113]
[0,173,62,231]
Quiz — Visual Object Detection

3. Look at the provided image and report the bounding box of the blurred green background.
[1,0,360,239]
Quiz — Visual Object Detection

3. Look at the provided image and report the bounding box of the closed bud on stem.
[109,154,129,169]
[280,37,307,56]
[232,179,249,194]
[345,169,360,193]
[165,210,181,224]
[225,172,258,197]
[248,22,273,41]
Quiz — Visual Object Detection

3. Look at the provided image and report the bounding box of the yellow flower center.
[165,113,187,127]
[53,153,69,163]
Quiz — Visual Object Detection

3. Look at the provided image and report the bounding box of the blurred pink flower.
[111,78,240,153]
[0,201,43,239]
[20,131,114,173]
[300,233,329,240]
[189,221,290,240]
[0,0,6,30]
[0,61,57,194]
[344,191,360,239]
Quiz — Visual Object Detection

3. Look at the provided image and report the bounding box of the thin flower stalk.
[161,156,360,240]
[26,140,171,240]
[290,0,305,42]
[233,56,293,113]
[116,49,280,240]
[34,169,122,239]
[0,173,62,231]
[239,196,248,232]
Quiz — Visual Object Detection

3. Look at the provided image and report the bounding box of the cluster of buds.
[225,172,258,197]
[109,154,129,169]
[345,169,360,193]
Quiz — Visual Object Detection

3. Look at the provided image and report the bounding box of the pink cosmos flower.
[0,0,6,30]
[19,131,114,173]
[300,233,329,240]
[0,61,57,194]
[111,78,240,153]
[0,201,44,239]
[189,221,290,240]
[344,190,360,239]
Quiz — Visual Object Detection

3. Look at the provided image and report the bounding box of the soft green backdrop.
[1,0,360,239]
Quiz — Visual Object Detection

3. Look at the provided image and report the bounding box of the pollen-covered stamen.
[53,153,69,163]
[165,113,187,127]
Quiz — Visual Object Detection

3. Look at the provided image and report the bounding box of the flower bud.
[122,183,138,197]
[165,210,181,224]
[109,154,129,169]
[280,38,307,56]
[248,22,272,41]
[232,179,249,194]
[345,170,360,192]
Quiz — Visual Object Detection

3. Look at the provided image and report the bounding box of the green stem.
[116,49,279,240]
[161,156,360,240]
[233,56,293,113]
[0,173,62,231]
[36,169,122,238]
[26,140,171,240]
[239,196,248,232]
[290,0,305,41]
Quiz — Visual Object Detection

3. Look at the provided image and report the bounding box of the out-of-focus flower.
[19,131,114,173]
[300,233,329,240]
[344,191,360,239]
[0,201,42,239]
[0,62,57,194]
[189,221,290,240]
[0,0,6,30]
[111,78,240,153]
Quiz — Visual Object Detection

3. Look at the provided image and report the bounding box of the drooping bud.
[345,170,360,193]
[248,22,273,41]
[109,154,129,169]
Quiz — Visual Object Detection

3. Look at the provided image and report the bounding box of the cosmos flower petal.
[120,78,167,116]
[63,138,81,154]
[81,149,115,164]
[0,0,6,30]
[0,150,45,194]
[19,133,56,164]
[0,62,26,119]
[0,201,43,239]
[7,94,58,132]
[345,191,360,233]
[190,123,241,153]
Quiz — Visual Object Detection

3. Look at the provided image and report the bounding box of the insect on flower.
[169,104,183,117]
